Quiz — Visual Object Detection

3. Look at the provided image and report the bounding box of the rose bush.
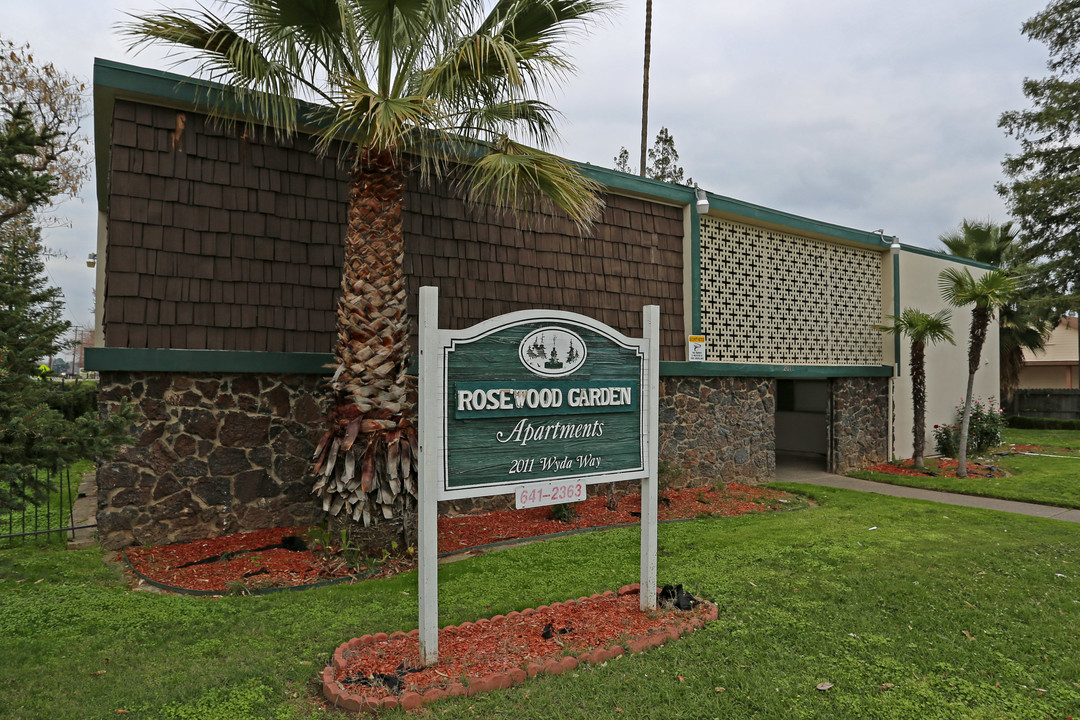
[933,398,1006,458]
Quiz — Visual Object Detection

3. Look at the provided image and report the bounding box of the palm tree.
[938,268,1018,478]
[121,0,612,530]
[877,308,954,469]
[939,219,1056,400]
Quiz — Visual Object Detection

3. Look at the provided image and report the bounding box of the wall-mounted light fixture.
[86,253,97,268]
[695,187,709,215]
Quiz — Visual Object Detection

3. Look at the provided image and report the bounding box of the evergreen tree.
[614,127,694,185]
[0,103,57,218]
[0,36,88,228]
[646,127,689,184]
[998,0,1080,307]
[0,203,131,513]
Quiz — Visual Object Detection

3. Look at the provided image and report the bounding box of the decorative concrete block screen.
[699,217,883,365]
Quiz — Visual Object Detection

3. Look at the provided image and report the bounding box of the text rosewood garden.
[439,321,646,494]
[456,383,635,450]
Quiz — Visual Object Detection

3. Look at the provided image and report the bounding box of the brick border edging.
[321,584,719,714]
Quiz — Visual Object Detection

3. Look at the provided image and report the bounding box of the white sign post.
[416,287,659,664]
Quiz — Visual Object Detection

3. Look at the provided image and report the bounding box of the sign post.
[417,287,658,663]
[417,287,440,665]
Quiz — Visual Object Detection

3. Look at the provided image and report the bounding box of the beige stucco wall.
[1019,364,1073,389]
[1019,319,1078,389]
[891,249,1000,460]
[1022,320,1078,364]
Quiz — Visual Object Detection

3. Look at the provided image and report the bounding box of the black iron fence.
[1,466,92,546]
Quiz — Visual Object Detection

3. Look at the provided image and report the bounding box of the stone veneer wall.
[658,377,775,485]
[98,373,890,549]
[97,371,327,549]
[829,376,889,474]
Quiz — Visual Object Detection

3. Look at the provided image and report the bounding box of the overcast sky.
[5,0,1052,330]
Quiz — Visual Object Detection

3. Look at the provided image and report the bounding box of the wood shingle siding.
[105,100,685,359]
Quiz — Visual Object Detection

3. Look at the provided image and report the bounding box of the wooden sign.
[438,316,648,499]
[417,287,659,664]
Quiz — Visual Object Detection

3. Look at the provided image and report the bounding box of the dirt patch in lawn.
[122,483,799,594]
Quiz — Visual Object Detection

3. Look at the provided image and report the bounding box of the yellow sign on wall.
[688,335,706,362]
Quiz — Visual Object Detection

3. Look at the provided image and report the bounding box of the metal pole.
[417,287,440,665]
[640,305,660,610]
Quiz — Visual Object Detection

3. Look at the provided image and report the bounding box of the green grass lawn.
[2,486,1079,719]
[848,428,1080,508]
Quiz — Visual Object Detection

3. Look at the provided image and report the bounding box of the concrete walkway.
[775,460,1080,523]
[67,472,98,549]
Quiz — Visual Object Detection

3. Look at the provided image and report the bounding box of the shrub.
[933,398,1006,458]
[1006,415,1080,430]
[550,502,578,523]
[45,381,98,422]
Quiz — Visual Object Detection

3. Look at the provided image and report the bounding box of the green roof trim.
[86,348,892,379]
[660,362,894,378]
[85,347,334,374]
[690,204,702,336]
[93,59,901,249]
[699,194,890,250]
[893,252,902,374]
[577,165,695,204]
[899,242,997,270]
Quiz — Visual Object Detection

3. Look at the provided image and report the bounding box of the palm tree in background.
[639,0,651,177]
[121,0,612,530]
[940,219,1055,400]
[877,308,954,469]
[939,267,1018,478]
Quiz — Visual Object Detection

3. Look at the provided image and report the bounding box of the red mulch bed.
[123,483,795,593]
[323,586,718,713]
[1009,444,1078,454]
[438,482,792,554]
[123,527,358,593]
[865,458,1005,478]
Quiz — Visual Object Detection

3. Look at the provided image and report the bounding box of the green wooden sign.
[417,287,660,664]
[427,313,650,500]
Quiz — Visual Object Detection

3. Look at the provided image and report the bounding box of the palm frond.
[319,72,444,154]
[458,99,561,146]
[877,308,954,345]
[252,0,359,83]
[461,136,603,230]
[939,267,1018,310]
[118,8,306,133]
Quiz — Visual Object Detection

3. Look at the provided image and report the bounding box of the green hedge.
[1006,415,1080,430]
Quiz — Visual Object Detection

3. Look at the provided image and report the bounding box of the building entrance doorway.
[774,379,828,471]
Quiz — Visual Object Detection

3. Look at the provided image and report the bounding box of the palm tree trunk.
[957,306,991,478]
[956,370,976,477]
[910,341,926,469]
[313,148,418,528]
[639,0,652,177]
